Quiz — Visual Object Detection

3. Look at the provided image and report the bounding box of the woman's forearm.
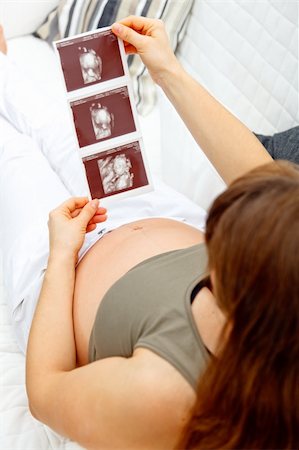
[25,198,106,421]
[112,18,272,185]
[158,64,272,185]
[26,252,77,403]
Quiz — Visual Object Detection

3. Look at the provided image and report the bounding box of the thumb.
[112,23,144,50]
[77,199,99,226]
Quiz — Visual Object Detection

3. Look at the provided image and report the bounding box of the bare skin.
[24,15,269,448]
[73,217,218,366]
[27,200,222,449]
[0,25,7,55]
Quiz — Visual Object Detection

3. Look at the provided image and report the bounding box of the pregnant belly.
[73,218,205,366]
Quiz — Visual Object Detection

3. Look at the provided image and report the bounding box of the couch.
[0,1,297,449]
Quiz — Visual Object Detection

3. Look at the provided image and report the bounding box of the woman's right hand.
[111,16,182,86]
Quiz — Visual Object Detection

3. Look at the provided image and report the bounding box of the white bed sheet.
[0,35,161,450]
[0,281,84,450]
[0,35,86,450]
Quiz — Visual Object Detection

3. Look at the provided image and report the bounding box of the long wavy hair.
[179,161,299,449]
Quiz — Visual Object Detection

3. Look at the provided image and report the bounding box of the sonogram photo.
[55,29,124,92]
[83,141,149,199]
[90,103,114,140]
[98,154,134,194]
[70,86,136,148]
[79,47,102,84]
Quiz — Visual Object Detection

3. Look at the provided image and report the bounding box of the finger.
[70,207,83,218]
[76,198,99,226]
[116,15,156,32]
[124,43,137,54]
[112,21,144,49]
[56,197,89,214]
[88,207,107,219]
[86,223,97,233]
[88,214,107,225]
[72,205,106,220]
[96,206,107,215]
[88,212,107,222]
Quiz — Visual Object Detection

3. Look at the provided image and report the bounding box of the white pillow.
[0,0,59,39]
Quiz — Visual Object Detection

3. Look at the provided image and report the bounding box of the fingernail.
[90,199,99,209]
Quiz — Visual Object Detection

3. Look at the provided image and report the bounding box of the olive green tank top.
[88,243,210,390]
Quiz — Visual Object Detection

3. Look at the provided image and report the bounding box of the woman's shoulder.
[131,347,196,442]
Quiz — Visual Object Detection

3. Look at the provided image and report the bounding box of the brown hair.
[180,161,299,449]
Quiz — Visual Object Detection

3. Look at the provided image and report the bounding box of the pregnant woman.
[0,19,298,450]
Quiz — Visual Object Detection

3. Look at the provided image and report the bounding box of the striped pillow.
[36,0,194,115]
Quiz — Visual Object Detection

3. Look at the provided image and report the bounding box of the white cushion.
[161,0,298,210]
[178,0,298,134]
[0,0,59,39]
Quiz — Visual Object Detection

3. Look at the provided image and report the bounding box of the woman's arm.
[25,198,189,449]
[157,68,272,185]
[112,17,272,185]
[26,198,107,406]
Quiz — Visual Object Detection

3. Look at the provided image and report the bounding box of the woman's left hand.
[48,197,107,261]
